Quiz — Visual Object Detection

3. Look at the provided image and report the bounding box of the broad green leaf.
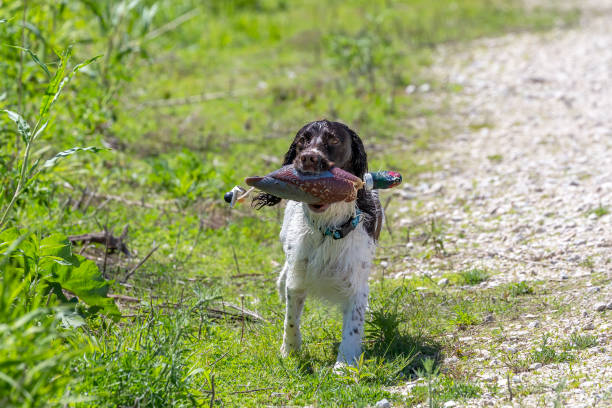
[40,234,73,262]
[39,235,120,319]
[8,46,51,77]
[1,109,31,143]
[51,255,121,320]
[4,234,121,319]
[42,146,104,169]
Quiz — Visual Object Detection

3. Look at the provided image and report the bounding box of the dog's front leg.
[281,287,306,357]
[337,289,369,365]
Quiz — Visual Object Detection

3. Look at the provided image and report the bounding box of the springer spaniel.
[254,120,383,367]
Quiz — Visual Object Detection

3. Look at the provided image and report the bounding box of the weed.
[459,268,490,285]
[506,281,534,297]
[530,335,575,365]
[418,358,440,408]
[579,256,595,270]
[451,305,480,328]
[564,333,598,351]
[586,205,609,218]
[552,378,567,408]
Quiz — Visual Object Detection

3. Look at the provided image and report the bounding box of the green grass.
[506,281,535,297]
[564,333,598,351]
[530,335,575,365]
[0,0,579,406]
[459,268,490,285]
[586,205,609,218]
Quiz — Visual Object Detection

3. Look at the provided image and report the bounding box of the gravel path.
[392,1,612,406]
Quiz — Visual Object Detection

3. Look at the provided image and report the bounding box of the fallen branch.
[230,387,274,395]
[69,224,131,257]
[108,293,140,303]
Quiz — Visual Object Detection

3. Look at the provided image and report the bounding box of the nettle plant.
[0,47,104,227]
[0,45,121,313]
[0,46,120,406]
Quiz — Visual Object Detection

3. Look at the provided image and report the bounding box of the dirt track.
[394,1,612,406]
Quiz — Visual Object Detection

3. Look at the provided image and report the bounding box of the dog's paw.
[280,343,299,358]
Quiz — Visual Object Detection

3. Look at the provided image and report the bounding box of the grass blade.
[42,146,104,169]
[8,45,51,77]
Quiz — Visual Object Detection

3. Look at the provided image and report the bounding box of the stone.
[438,278,449,286]
[444,401,457,408]
[594,303,607,312]
[375,398,391,408]
[583,321,595,330]
[530,362,542,370]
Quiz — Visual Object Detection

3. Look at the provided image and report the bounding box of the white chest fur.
[279,201,374,302]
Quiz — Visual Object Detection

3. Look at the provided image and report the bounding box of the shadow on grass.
[364,310,443,378]
[363,287,444,378]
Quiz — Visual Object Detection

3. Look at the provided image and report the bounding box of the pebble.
[587,286,601,293]
[444,401,457,408]
[438,278,449,286]
[530,363,542,370]
[419,83,431,93]
[583,321,595,330]
[527,321,540,328]
[375,398,391,408]
[594,303,607,312]
[581,381,595,388]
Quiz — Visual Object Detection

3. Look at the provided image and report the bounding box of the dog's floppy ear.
[345,125,368,178]
[252,136,300,209]
[281,137,299,166]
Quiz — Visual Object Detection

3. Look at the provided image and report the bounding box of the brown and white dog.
[254,120,383,367]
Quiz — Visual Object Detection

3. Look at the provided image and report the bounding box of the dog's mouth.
[307,203,330,213]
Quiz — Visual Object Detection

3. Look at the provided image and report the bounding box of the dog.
[253,119,383,367]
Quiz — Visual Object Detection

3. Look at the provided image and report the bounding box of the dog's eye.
[328,137,340,145]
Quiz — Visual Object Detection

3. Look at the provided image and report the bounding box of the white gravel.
[390,0,612,406]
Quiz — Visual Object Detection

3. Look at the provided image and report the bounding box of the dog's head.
[253,120,368,211]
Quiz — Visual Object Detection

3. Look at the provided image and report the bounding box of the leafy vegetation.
[0,0,576,406]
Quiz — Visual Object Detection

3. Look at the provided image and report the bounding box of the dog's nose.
[298,151,326,173]
[301,152,320,166]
